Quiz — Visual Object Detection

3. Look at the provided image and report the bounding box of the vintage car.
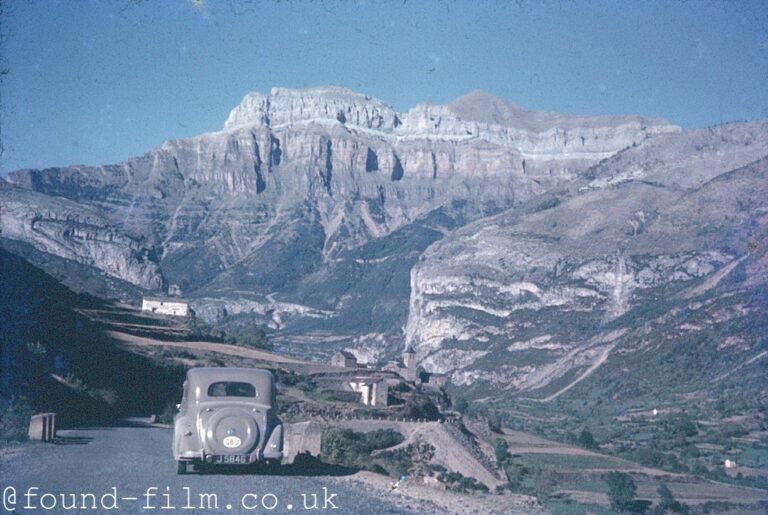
[172,367,284,474]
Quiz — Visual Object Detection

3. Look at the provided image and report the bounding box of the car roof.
[186,367,274,386]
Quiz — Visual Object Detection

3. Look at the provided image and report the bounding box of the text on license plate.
[212,455,250,464]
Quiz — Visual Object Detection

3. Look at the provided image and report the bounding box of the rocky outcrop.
[404,147,768,397]
[0,182,165,290]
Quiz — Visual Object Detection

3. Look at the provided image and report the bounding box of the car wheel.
[177,461,188,475]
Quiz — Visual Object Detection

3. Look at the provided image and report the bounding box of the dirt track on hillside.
[109,330,316,365]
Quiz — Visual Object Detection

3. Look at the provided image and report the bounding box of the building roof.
[351,376,386,384]
[334,350,357,360]
[403,345,416,354]
[142,296,189,304]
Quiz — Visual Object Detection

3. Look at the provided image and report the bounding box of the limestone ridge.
[2,86,675,294]
[221,86,680,182]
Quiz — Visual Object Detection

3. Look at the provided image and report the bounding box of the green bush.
[579,429,597,449]
[488,411,503,433]
[453,397,469,414]
[231,324,272,350]
[376,441,435,476]
[605,471,637,511]
[318,390,360,403]
[321,428,405,471]
[657,481,689,514]
[495,438,510,463]
[400,396,441,420]
[444,471,489,493]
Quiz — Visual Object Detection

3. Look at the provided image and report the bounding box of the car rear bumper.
[178,448,283,463]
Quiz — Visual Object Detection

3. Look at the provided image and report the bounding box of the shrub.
[444,471,489,493]
[657,481,689,514]
[376,440,435,477]
[453,397,469,414]
[605,471,637,511]
[495,438,510,463]
[400,396,441,420]
[321,428,405,472]
[156,401,177,425]
[231,324,272,350]
[534,197,561,212]
[579,429,597,449]
[318,390,360,403]
[488,411,503,433]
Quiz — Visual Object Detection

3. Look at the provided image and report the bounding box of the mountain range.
[2,87,766,405]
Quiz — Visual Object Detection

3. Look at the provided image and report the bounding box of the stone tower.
[403,345,417,382]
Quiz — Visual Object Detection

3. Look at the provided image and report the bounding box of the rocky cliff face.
[404,120,768,398]
[0,181,165,290]
[1,86,678,357]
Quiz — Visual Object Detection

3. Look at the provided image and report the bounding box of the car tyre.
[177,461,188,475]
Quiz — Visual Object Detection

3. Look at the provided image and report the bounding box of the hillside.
[2,250,766,512]
[406,155,768,403]
[0,249,185,436]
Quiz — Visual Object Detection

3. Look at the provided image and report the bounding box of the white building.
[141,297,189,317]
[348,377,388,406]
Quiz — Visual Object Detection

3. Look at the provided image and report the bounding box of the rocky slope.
[404,120,768,402]
[0,181,164,290]
[1,86,677,358]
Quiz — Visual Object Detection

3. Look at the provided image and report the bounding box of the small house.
[141,296,189,317]
[331,350,358,369]
[427,372,448,389]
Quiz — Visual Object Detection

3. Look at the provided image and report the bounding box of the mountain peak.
[448,90,530,126]
[223,86,397,131]
[269,85,379,101]
[449,90,676,132]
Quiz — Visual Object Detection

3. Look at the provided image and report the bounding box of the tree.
[578,428,597,449]
[488,411,503,433]
[453,397,469,414]
[494,438,510,464]
[605,471,637,511]
[233,324,271,349]
[665,413,697,438]
[657,482,689,514]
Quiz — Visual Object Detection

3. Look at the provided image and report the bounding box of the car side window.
[207,381,257,398]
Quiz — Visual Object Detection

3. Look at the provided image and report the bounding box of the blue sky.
[1,0,766,173]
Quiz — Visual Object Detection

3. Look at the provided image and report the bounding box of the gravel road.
[0,419,426,514]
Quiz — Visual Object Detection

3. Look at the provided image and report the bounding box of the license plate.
[212,455,250,464]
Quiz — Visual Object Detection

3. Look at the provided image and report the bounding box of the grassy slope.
[0,248,186,435]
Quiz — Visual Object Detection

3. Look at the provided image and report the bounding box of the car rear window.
[207,381,257,397]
